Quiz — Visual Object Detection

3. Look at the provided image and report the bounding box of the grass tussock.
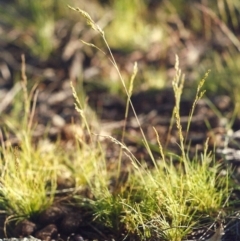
[64,7,230,240]
[0,57,57,221]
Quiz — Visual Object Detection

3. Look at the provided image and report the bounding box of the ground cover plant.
[0,43,231,241]
[1,1,240,241]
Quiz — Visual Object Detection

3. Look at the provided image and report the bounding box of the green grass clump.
[0,140,57,219]
[0,57,57,223]
[67,7,231,240]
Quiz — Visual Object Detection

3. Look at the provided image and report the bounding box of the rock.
[14,220,36,237]
[60,214,81,235]
[35,224,58,241]
[71,234,85,241]
[39,206,64,225]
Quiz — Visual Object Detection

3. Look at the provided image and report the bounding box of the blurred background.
[0,0,240,136]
